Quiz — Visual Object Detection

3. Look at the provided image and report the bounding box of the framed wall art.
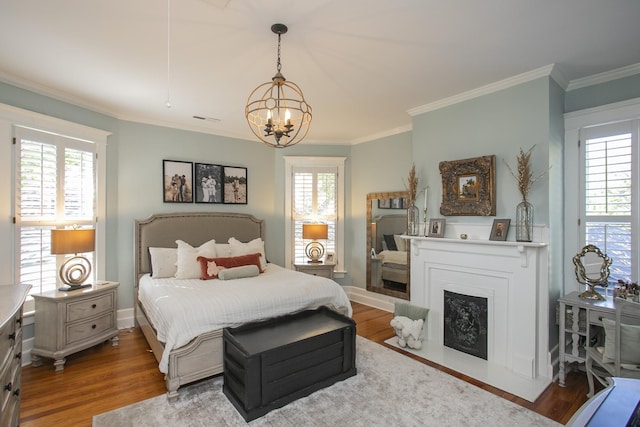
[223,166,248,204]
[163,160,193,203]
[489,219,510,241]
[195,163,223,203]
[428,218,446,238]
[439,155,496,216]
[378,197,407,209]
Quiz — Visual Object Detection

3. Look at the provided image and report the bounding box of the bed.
[134,212,352,400]
[372,214,409,289]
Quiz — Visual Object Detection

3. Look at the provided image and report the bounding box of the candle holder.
[423,208,428,236]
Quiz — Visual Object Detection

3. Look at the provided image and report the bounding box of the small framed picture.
[428,218,445,238]
[194,163,223,204]
[489,219,511,241]
[223,166,247,204]
[163,160,193,203]
[325,251,335,263]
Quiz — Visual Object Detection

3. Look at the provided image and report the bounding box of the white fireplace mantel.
[405,236,552,402]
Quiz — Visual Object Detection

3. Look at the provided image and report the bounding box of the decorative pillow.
[228,237,267,271]
[175,239,217,279]
[215,243,231,258]
[383,234,398,251]
[602,318,640,365]
[218,265,260,280]
[148,247,177,278]
[394,234,407,252]
[196,257,226,280]
[214,253,264,273]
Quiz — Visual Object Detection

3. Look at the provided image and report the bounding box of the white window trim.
[284,156,346,273]
[1,103,110,310]
[564,97,640,293]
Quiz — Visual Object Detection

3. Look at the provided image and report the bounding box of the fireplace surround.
[405,234,552,402]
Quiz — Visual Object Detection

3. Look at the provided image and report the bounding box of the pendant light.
[245,24,312,148]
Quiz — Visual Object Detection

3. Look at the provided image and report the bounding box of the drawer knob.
[4,382,11,392]
[16,317,22,325]
[92,304,97,309]
[13,388,20,397]
[8,332,15,342]
[92,324,97,329]
[15,352,21,360]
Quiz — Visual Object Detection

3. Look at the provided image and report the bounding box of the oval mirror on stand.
[573,244,612,301]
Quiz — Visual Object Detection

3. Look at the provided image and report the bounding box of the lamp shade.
[51,229,95,255]
[302,223,328,240]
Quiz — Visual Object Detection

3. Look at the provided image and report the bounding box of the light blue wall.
[412,77,552,222]
[565,74,640,113]
[350,132,413,289]
[3,67,640,317]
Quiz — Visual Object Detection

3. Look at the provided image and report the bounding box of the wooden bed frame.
[134,211,266,400]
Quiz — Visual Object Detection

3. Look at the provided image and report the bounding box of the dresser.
[558,291,640,386]
[294,262,335,279]
[0,284,31,427]
[32,282,119,371]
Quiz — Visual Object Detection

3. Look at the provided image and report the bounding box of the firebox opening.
[443,290,488,360]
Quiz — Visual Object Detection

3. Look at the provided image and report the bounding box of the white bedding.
[378,250,408,265]
[138,263,352,373]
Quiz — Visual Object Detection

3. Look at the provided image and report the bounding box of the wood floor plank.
[20,302,592,426]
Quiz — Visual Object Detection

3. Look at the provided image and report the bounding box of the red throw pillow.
[197,253,264,280]
[213,253,264,273]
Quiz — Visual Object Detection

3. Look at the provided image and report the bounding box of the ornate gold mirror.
[366,191,410,300]
[573,244,612,300]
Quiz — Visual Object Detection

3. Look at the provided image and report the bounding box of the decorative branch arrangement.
[405,164,419,207]
[504,145,547,202]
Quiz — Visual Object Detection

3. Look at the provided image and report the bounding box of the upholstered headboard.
[373,214,407,252]
[134,211,265,283]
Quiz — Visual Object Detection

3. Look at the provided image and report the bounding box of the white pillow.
[394,235,407,252]
[228,237,267,271]
[215,243,231,258]
[149,247,177,278]
[175,239,217,279]
[602,318,640,365]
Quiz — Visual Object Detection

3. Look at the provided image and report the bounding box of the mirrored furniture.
[573,244,612,301]
[366,191,410,300]
[585,299,640,397]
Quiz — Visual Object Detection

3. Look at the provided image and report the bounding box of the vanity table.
[558,291,640,386]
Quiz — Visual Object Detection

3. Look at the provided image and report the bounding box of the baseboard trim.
[343,286,407,313]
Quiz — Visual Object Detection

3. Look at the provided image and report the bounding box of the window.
[565,99,640,290]
[14,126,98,296]
[582,124,634,281]
[284,157,345,270]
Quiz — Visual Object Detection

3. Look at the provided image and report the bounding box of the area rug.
[93,337,559,427]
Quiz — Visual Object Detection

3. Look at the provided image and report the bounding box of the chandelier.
[245,24,312,148]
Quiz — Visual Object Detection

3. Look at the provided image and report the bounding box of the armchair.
[585,298,640,397]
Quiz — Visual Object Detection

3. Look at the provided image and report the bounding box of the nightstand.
[294,262,335,279]
[31,281,119,371]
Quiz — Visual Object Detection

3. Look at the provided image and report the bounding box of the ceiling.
[1,0,639,145]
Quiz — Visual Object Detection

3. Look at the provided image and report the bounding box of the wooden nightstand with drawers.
[31,281,119,371]
[294,262,335,279]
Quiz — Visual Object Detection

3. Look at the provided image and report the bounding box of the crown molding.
[350,124,413,145]
[407,65,556,117]
[567,63,640,91]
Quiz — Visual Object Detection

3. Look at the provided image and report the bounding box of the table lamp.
[302,223,328,263]
[51,228,95,291]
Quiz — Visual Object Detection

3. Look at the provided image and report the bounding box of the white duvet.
[138,263,352,373]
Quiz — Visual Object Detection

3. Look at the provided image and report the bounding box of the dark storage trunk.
[223,307,356,421]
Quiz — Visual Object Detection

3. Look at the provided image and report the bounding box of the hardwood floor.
[20,302,593,426]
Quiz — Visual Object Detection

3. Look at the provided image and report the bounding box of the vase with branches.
[405,164,420,236]
[504,145,547,242]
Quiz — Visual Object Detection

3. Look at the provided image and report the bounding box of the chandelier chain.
[276,33,282,73]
